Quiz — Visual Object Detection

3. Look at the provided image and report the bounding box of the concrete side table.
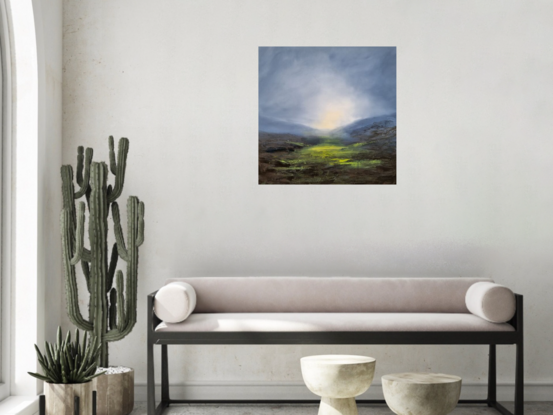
[301,355,376,415]
[382,372,462,415]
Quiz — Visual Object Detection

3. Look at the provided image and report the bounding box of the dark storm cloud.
[259,47,396,129]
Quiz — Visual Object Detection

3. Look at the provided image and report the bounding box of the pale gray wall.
[34,0,63,359]
[62,0,553,399]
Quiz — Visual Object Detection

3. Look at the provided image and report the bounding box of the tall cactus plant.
[61,136,145,367]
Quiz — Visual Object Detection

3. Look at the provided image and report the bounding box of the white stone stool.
[300,355,376,415]
[382,372,462,415]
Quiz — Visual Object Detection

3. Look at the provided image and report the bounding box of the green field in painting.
[259,130,396,185]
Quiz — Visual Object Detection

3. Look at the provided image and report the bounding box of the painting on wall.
[259,47,396,185]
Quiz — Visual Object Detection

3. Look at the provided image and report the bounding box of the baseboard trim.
[134,381,553,402]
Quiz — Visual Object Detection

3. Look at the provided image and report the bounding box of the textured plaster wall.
[62,0,553,397]
[34,0,63,363]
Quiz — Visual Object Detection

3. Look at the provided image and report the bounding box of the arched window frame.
[0,1,46,413]
[0,0,14,401]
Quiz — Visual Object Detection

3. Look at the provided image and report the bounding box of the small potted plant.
[29,327,104,415]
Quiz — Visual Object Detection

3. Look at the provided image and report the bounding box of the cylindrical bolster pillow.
[154,282,197,323]
[465,282,516,323]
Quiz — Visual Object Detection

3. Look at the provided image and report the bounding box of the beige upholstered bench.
[147,277,523,415]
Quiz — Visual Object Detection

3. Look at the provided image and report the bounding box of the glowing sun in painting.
[314,101,356,130]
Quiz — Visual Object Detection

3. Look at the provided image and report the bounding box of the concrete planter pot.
[44,381,94,415]
[92,368,134,415]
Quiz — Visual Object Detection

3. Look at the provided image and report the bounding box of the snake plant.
[28,327,105,384]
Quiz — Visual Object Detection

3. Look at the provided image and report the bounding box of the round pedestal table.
[300,355,376,415]
[382,372,462,415]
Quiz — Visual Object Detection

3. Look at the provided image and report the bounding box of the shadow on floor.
[131,402,552,415]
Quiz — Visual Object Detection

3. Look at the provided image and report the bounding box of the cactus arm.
[70,202,86,265]
[109,289,117,330]
[136,201,145,247]
[61,209,93,331]
[104,329,121,341]
[81,261,90,292]
[108,135,117,175]
[120,196,140,337]
[82,248,92,262]
[89,162,110,367]
[85,185,91,206]
[107,243,118,292]
[61,165,76,224]
[122,196,139,335]
[74,148,93,199]
[116,270,126,329]
[88,258,96,324]
[112,202,129,261]
[70,202,92,264]
[106,196,141,342]
[107,137,129,203]
[76,147,84,186]
[81,260,94,325]
[105,268,135,341]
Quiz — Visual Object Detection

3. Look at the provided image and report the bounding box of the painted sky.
[259,47,396,130]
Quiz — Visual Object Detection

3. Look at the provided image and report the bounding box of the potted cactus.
[61,136,145,415]
[29,327,104,415]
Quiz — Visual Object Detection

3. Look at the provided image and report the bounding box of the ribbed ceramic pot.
[44,381,93,415]
[92,368,134,415]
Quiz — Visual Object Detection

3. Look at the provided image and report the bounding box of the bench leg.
[515,341,524,415]
[489,341,524,415]
[162,345,170,403]
[488,344,497,406]
[147,340,156,415]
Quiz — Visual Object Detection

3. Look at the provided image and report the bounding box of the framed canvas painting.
[259,47,396,185]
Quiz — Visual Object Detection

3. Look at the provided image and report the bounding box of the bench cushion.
[155,313,515,333]
[163,277,492,313]
[154,282,197,323]
[465,282,516,323]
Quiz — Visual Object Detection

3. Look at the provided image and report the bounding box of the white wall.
[34,0,63,369]
[62,0,553,400]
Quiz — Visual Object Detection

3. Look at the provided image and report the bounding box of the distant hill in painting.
[259,114,396,185]
[330,114,396,139]
[258,116,321,136]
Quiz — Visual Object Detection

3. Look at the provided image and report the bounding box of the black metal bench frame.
[147,292,524,415]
